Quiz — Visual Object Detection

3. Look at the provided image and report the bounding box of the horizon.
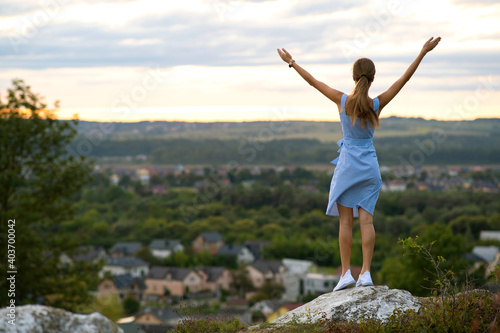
[69,114,500,124]
[55,106,500,123]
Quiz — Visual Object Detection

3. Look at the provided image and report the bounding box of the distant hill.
[75,117,500,141]
[72,118,500,166]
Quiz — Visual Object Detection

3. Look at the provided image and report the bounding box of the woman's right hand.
[277,48,293,64]
[421,37,441,54]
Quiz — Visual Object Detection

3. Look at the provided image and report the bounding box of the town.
[57,163,500,332]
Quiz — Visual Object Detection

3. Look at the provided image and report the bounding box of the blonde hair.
[345,58,379,128]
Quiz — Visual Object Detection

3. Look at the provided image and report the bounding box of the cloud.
[0,1,491,68]
[451,0,500,5]
[0,0,499,121]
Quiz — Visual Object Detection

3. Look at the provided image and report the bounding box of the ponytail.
[345,58,379,129]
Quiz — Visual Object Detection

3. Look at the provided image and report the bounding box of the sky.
[0,0,499,122]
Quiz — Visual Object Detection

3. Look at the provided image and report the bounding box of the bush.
[170,316,246,333]
[123,296,140,315]
[77,293,124,321]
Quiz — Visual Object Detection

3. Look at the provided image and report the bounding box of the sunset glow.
[1,0,499,122]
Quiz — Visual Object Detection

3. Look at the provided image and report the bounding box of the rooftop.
[106,256,148,267]
[199,232,225,242]
[110,242,142,255]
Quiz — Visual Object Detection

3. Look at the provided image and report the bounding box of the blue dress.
[326,93,382,218]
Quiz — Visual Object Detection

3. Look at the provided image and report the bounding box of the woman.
[277,37,441,291]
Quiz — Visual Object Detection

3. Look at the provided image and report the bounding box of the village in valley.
[74,229,500,332]
[75,234,336,331]
[65,162,500,332]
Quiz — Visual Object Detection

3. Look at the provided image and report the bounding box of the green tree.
[378,224,468,296]
[232,219,258,235]
[165,220,188,240]
[78,293,124,321]
[135,246,159,266]
[233,266,253,298]
[0,79,94,310]
[123,296,140,316]
[171,251,191,267]
[250,281,285,303]
[258,223,284,240]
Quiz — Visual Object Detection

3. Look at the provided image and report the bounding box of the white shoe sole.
[333,279,356,291]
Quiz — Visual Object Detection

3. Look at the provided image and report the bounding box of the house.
[117,323,151,333]
[136,168,150,185]
[244,240,270,260]
[216,245,255,265]
[72,245,107,264]
[148,239,184,259]
[246,260,286,289]
[151,185,167,195]
[101,257,149,278]
[42,250,73,268]
[282,258,316,275]
[145,266,204,298]
[133,307,181,327]
[110,174,120,186]
[480,231,500,242]
[110,242,143,257]
[266,303,304,322]
[380,165,390,173]
[304,272,338,295]
[382,180,407,192]
[472,246,499,262]
[463,252,486,263]
[97,273,146,302]
[281,258,317,301]
[250,300,287,319]
[192,232,225,255]
[196,266,233,293]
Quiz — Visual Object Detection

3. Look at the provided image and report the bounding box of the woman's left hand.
[277,48,293,64]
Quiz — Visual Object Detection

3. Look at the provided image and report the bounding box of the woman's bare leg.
[337,203,354,276]
[359,207,375,275]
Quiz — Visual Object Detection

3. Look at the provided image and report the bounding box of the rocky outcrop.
[0,304,123,333]
[271,285,421,324]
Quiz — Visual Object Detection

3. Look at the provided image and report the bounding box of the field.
[75,117,500,166]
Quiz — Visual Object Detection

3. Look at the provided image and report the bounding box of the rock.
[271,285,421,324]
[0,304,123,333]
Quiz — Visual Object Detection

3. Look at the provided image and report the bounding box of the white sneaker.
[356,271,373,287]
[333,269,356,291]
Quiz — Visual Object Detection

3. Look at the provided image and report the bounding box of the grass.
[169,316,246,333]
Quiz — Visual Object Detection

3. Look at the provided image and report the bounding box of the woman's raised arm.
[377,37,441,114]
[378,37,441,114]
[277,48,343,107]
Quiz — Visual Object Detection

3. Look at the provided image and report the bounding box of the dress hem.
[325,202,375,218]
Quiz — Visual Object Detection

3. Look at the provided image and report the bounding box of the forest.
[68,166,500,296]
[74,118,500,166]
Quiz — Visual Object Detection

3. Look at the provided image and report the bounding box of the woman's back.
[340,94,379,140]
